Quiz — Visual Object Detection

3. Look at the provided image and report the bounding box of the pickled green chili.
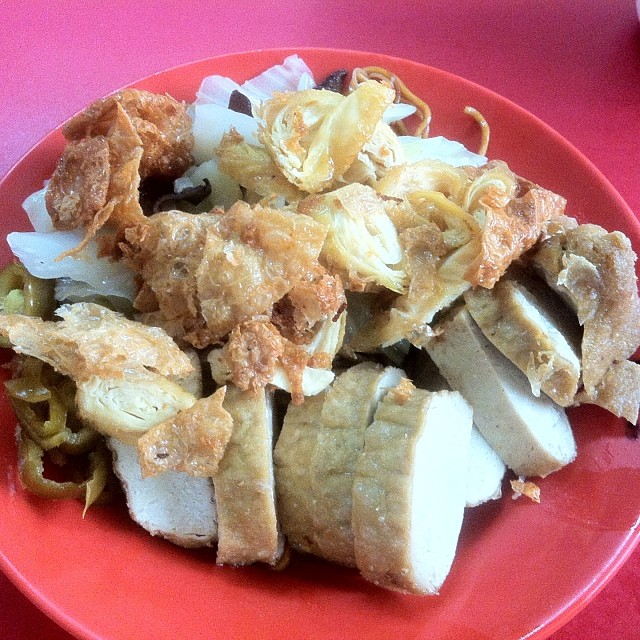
[0,262,55,347]
[6,355,110,512]
[18,434,111,515]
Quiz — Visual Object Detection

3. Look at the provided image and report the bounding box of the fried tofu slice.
[352,382,473,595]
[465,427,506,507]
[215,386,284,566]
[410,351,505,507]
[530,220,640,403]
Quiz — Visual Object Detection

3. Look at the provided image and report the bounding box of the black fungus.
[315,69,348,93]
[228,90,253,116]
[139,176,176,215]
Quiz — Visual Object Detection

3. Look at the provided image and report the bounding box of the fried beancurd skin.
[45,136,111,231]
[531,221,640,396]
[0,302,193,381]
[272,268,346,344]
[257,80,395,193]
[461,164,565,288]
[223,320,285,395]
[46,103,147,257]
[47,88,193,257]
[121,210,219,347]
[137,387,233,478]
[196,201,328,342]
[63,88,194,181]
[298,183,408,293]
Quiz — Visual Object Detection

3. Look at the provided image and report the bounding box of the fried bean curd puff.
[46,89,194,256]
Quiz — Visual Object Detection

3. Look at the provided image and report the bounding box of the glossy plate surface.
[0,48,639,640]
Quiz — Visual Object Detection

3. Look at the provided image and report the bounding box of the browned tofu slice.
[214,385,284,566]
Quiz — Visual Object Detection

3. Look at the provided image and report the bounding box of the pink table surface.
[1,1,639,638]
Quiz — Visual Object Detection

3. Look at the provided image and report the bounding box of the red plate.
[0,48,639,640]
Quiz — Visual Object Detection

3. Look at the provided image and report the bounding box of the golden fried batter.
[0,302,194,381]
[63,88,194,180]
[196,201,328,341]
[45,136,111,230]
[137,387,233,478]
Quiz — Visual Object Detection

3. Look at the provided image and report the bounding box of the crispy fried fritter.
[63,88,194,180]
[137,387,233,478]
[0,302,193,381]
[196,201,327,341]
[46,88,194,256]
[122,210,219,347]
[272,268,346,344]
[123,202,327,347]
[223,320,285,395]
[47,103,146,256]
[45,136,111,230]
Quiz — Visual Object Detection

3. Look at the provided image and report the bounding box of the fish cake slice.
[352,383,473,595]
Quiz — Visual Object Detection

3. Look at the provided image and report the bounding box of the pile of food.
[1,55,639,595]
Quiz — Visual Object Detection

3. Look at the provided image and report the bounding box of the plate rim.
[1,46,639,640]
